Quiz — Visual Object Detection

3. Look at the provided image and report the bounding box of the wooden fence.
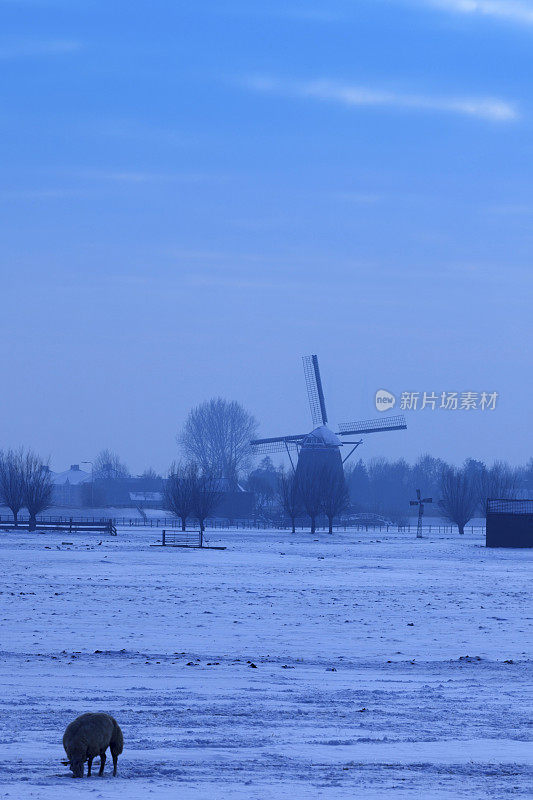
[0,519,117,536]
[0,515,485,536]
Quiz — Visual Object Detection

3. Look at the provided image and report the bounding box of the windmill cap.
[302,425,342,449]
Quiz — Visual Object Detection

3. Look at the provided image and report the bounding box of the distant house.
[52,464,91,506]
[94,476,164,507]
[50,466,254,517]
[210,478,255,520]
[97,476,253,517]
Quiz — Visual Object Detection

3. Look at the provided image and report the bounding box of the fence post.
[162,530,166,546]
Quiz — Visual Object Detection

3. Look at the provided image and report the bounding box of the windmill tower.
[251,355,407,476]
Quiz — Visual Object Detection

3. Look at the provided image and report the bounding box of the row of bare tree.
[278,467,349,534]
[164,461,350,534]
[0,449,53,530]
[163,463,223,532]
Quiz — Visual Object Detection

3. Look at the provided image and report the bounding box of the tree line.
[247,453,530,534]
[1,398,529,536]
[344,455,528,531]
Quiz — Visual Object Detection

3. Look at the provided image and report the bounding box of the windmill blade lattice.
[337,415,407,436]
[250,434,305,454]
[250,441,299,455]
[302,354,328,426]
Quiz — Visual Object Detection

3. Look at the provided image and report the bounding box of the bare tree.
[178,398,258,484]
[277,467,303,533]
[321,469,350,534]
[22,451,53,531]
[163,462,196,531]
[93,449,129,480]
[438,466,478,535]
[299,466,326,535]
[190,469,223,538]
[476,461,520,517]
[141,467,160,481]
[0,448,25,526]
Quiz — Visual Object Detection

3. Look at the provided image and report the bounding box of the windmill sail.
[250,434,305,454]
[337,415,407,436]
[303,354,328,426]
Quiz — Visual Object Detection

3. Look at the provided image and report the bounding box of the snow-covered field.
[0,527,531,799]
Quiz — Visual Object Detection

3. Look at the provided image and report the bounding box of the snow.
[0,505,148,520]
[0,527,531,798]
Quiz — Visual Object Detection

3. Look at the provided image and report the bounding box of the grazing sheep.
[62,712,123,778]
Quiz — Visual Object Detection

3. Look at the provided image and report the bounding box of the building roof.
[52,465,91,485]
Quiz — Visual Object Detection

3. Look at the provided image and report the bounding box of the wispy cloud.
[77,170,198,184]
[266,7,341,22]
[419,1,533,25]
[0,188,76,201]
[244,76,518,122]
[488,203,533,214]
[75,169,231,185]
[224,1,533,27]
[332,192,384,204]
[215,3,341,22]
[89,119,186,148]
[0,39,82,59]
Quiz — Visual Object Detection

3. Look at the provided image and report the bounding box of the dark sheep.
[62,712,123,778]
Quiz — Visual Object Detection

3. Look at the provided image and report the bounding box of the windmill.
[410,489,433,539]
[250,355,407,480]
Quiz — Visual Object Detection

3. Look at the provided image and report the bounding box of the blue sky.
[1,0,532,472]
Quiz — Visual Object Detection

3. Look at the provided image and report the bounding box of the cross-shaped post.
[410,488,433,539]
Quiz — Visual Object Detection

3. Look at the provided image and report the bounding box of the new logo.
[375,389,396,411]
